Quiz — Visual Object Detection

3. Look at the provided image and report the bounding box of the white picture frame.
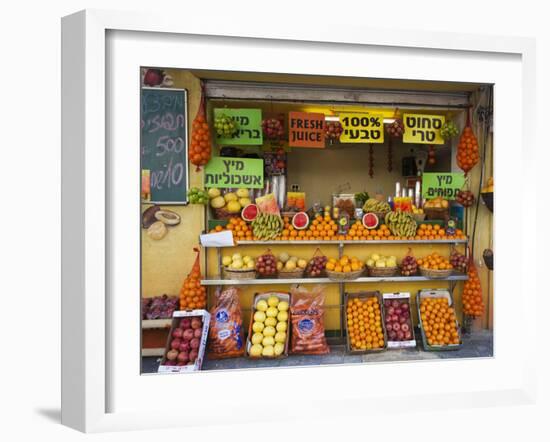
[61,9,537,433]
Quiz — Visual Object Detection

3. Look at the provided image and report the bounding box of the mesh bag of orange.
[461,247,485,317]
[179,247,207,310]
[456,111,480,175]
[207,287,245,359]
[189,83,211,171]
[289,285,330,355]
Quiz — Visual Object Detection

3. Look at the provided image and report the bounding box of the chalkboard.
[141,88,189,204]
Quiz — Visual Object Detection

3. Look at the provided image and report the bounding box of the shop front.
[139,68,493,373]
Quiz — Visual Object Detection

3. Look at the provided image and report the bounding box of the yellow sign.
[340,113,384,143]
[403,114,445,144]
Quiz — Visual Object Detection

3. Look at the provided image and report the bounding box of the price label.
[204,156,264,189]
[214,108,263,145]
[422,173,465,199]
[403,114,445,144]
[339,113,384,143]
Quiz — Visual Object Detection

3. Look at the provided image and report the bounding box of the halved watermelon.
[241,204,259,222]
[362,212,379,229]
[292,212,309,230]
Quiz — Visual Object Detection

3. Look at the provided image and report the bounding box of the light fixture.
[325,115,340,122]
[383,118,396,124]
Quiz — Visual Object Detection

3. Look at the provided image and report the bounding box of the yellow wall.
[141,70,204,296]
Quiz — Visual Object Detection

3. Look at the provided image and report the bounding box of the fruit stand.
[140,68,494,371]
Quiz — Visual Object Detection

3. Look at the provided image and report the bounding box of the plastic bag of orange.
[456,111,480,175]
[289,285,330,355]
[461,247,485,317]
[179,247,207,310]
[207,287,245,359]
[189,83,211,171]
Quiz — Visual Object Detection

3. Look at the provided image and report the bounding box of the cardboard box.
[157,309,211,373]
[382,292,417,349]
[344,291,387,354]
[246,292,291,359]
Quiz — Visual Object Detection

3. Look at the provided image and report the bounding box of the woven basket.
[223,268,256,280]
[423,207,449,221]
[420,267,453,279]
[213,207,238,220]
[366,265,398,277]
[326,268,364,281]
[278,268,305,279]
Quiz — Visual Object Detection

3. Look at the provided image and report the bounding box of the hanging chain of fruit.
[189,83,212,171]
[262,115,285,141]
[456,182,475,207]
[368,144,374,178]
[440,120,459,140]
[386,111,404,138]
[179,247,207,310]
[325,121,343,142]
[428,145,436,165]
[461,249,485,317]
[456,109,480,175]
[214,112,239,138]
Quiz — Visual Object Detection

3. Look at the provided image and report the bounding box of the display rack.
[203,236,468,343]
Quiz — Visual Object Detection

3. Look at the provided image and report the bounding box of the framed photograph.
[62,9,536,433]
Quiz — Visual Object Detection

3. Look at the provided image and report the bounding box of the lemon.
[266,307,278,318]
[274,331,286,343]
[263,326,276,337]
[252,321,265,333]
[274,342,285,356]
[276,321,287,332]
[253,311,266,323]
[249,344,263,357]
[265,317,277,327]
[262,345,275,357]
[256,300,268,312]
[277,311,288,322]
[277,301,289,312]
[262,336,275,347]
[267,296,280,307]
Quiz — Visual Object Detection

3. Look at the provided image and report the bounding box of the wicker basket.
[366,265,398,277]
[419,267,453,279]
[278,268,305,279]
[213,207,238,220]
[423,207,449,221]
[326,268,364,281]
[223,268,256,280]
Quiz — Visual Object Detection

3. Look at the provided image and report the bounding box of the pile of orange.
[415,224,465,240]
[419,297,460,346]
[346,297,385,351]
[462,266,485,317]
[279,214,338,241]
[209,217,256,242]
[417,252,453,271]
[456,125,479,174]
[347,220,394,240]
[326,255,364,273]
[179,260,207,310]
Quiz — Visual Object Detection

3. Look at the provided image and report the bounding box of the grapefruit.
[241,204,259,222]
[292,212,309,230]
[362,213,379,229]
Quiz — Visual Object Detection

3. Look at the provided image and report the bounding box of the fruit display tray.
[382,292,417,349]
[344,291,388,355]
[415,289,463,352]
[246,292,291,360]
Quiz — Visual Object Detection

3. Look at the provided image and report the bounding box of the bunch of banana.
[384,211,417,237]
[251,213,284,240]
[362,198,391,213]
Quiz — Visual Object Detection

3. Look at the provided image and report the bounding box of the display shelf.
[201,274,468,286]
[202,238,468,247]
[141,319,172,329]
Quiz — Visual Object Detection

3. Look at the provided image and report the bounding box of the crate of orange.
[416,289,463,351]
[344,291,387,354]
[417,252,454,278]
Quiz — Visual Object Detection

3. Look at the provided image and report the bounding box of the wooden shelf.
[202,238,468,247]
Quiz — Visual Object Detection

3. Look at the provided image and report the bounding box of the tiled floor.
[141,329,493,373]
